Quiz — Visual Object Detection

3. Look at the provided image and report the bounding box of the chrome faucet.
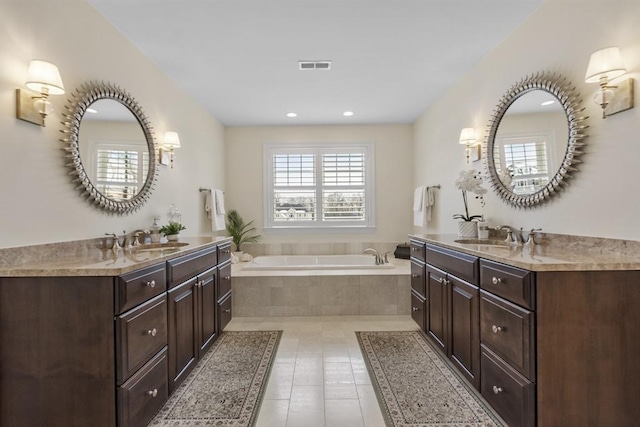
[364,248,389,265]
[524,228,542,249]
[495,225,524,244]
[105,233,121,252]
[123,229,150,248]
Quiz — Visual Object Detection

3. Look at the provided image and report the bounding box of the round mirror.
[61,82,158,214]
[485,73,588,208]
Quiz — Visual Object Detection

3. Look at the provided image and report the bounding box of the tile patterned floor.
[225,315,420,427]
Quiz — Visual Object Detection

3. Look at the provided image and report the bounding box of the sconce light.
[459,127,480,163]
[160,131,181,168]
[585,47,634,118]
[16,60,65,127]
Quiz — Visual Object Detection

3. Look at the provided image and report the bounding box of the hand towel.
[204,190,214,219]
[212,189,226,231]
[425,186,436,222]
[413,186,426,227]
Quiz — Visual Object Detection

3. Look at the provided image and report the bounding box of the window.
[264,143,375,230]
[93,142,149,200]
[493,133,552,195]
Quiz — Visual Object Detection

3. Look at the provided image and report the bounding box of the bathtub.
[242,254,394,271]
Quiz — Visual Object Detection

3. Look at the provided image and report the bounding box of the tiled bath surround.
[232,241,411,317]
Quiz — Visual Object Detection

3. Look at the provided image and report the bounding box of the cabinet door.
[449,275,480,389]
[168,277,198,393]
[198,268,217,356]
[426,265,448,353]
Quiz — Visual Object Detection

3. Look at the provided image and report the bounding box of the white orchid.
[453,169,486,222]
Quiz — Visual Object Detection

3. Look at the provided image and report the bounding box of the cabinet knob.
[146,280,156,288]
[223,249,230,254]
[491,325,504,334]
[146,328,157,337]
[224,276,231,281]
[492,386,503,395]
[412,247,420,251]
[224,309,231,314]
[412,307,420,312]
[412,274,419,279]
[492,277,502,285]
[147,388,158,398]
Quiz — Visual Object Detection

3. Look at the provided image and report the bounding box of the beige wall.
[414,0,640,240]
[224,125,414,244]
[0,0,226,248]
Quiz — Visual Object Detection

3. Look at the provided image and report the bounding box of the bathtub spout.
[364,248,382,265]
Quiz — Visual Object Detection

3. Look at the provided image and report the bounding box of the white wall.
[414,0,640,240]
[0,0,226,248]
[224,125,414,244]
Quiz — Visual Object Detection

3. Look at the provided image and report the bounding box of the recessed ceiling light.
[343,111,354,117]
[541,100,555,106]
[86,108,98,113]
[286,112,297,118]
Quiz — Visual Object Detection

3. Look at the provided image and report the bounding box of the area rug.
[356,331,505,427]
[150,330,282,426]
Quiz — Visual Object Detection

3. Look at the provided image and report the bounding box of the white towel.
[413,186,426,227]
[212,189,226,231]
[425,187,435,223]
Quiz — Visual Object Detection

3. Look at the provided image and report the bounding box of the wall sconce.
[16,60,65,127]
[585,47,634,118]
[160,131,181,168]
[459,127,480,163]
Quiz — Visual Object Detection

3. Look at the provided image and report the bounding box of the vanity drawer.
[480,290,535,379]
[167,246,217,288]
[218,262,232,300]
[218,242,232,265]
[410,259,426,297]
[116,293,168,385]
[116,263,166,314]
[410,239,426,262]
[481,345,535,427]
[117,346,168,427]
[480,259,534,309]
[218,293,232,333]
[425,244,479,285]
[411,290,426,331]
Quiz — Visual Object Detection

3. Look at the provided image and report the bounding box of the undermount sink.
[454,239,512,247]
[130,242,189,253]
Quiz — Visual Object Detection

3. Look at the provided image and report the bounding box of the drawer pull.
[147,388,158,398]
[491,277,502,285]
[224,309,231,314]
[491,325,504,334]
[146,280,156,288]
[412,247,420,251]
[492,386,503,395]
[412,307,420,312]
[412,274,419,279]
[146,328,158,337]
[223,249,230,254]
[224,275,231,281]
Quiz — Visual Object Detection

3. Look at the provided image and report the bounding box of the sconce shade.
[25,60,65,95]
[459,127,477,145]
[585,47,626,83]
[163,131,181,148]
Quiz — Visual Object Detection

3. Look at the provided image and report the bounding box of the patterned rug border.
[151,330,283,427]
[356,331,505,427]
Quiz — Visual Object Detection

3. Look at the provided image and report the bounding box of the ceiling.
[86,0,543,127]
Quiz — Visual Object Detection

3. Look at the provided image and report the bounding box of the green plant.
[159,221,186,236]
[226,209,261,251]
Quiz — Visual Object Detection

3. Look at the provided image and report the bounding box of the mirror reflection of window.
[95,143,149,200]
[495,134,550,194]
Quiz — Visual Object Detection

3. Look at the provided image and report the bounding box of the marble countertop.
[409,234,640,272]
[0,236,232,277]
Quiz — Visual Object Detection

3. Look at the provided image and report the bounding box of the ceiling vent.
[298,60,331,70]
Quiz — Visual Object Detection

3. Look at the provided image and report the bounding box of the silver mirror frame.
[60,81,158,214]
[484,73,589,208]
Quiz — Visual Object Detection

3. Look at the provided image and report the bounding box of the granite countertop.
[409,234,640,272]
[0,236,232,277]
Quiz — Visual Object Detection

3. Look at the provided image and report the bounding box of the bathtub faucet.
[364,248,388,265]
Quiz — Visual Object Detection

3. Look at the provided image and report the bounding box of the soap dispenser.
[150,217,161,243]
[477,215,490,240]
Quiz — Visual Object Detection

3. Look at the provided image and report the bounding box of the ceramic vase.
[457,221,478,238]
[166,234,180,242]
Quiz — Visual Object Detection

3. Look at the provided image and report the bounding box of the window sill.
[264,225,377,234]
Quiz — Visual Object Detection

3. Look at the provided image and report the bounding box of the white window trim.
[263,142,376,232]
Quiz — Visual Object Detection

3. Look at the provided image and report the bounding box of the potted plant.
[452,169,487,238]
[160,221,186,241]
[225,210,261,256]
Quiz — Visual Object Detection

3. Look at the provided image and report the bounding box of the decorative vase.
[166,234,180,242]
[457,221,478,238]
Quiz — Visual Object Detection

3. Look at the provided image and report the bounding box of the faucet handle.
[105,233,121,251]
[525,228,542,247]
